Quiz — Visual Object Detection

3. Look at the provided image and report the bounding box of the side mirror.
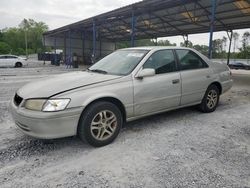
[136,68,155,78]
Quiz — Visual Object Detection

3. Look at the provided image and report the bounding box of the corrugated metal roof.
[44,0,250,41]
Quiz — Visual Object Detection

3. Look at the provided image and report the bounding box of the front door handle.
[172,79,180,84]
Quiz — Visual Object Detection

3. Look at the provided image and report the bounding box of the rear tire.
[15,62,22,68]
[199,84,220,113]
[78,101,123,147]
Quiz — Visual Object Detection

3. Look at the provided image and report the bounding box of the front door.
[133,49,181,116]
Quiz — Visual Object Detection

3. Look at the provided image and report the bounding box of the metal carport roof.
[43,0,250,60]
[44,0,250,40]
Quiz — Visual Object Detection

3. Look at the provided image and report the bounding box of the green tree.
[212,39,223,58]
[239,31,250,59]
[157,39,176,46]
[0,41,11,54]
[116,38,176,49]
[180,41,193,48]
[193,44,209,56]
[232,32,239,58]
[19,18,48,53]
[222,36,227,52]
[0,18,48,55]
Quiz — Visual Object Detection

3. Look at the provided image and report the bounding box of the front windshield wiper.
[87,69,108,74]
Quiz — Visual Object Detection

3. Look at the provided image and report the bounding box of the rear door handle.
[172,79,180,84]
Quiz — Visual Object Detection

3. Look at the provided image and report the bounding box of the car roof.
[119,46,211,64]
[0,54,18,56]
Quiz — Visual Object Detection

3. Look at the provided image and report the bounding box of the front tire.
[78,101,123,147]
[15,62,22,68]
[199,85,220,113]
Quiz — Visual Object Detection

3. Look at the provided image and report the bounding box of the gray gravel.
[0,64,249,188]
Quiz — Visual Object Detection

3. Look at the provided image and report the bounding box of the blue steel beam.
[68,30,72,66]
[43,35,46,65]
[54,37,57,64]
[82,30,85,64]
[131,10,136,47]
[92,19,96,62]
[208,0,216,59]
[227,30,233,65]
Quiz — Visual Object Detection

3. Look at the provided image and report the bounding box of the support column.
[68,30,72,66]
[227,30,233,65]
[54,37,57,65]
[131,10,136,47]
[82,30,85,64]
[92,19,96,63]
[100,36,102,58]
[208,0,217,59]
[42,35,45,65]
[183,35,188,47]
[63,33,66,64]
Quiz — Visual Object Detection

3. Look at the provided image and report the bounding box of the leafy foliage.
[0,41,11,54]
[116,39,176,49]
[0,19,48,55]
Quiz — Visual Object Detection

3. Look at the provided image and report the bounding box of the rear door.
[133,49,181,116]
[7,55,18,66]
[0,56,8,66]
[175,49,214,105]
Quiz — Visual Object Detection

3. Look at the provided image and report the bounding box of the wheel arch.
[209,81,222,95]
[80,96,127,123]
[15,62,23,67]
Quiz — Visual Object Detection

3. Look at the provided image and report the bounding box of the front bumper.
[10,99,84,139]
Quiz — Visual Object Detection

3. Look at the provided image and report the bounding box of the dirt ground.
[0,64,249,188]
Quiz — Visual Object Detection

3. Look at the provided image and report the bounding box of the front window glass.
[6,56,16,59]
[143,50,177,74]
[88,50,148,75]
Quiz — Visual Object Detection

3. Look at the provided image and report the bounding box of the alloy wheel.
[90,110,117,141]
[206,90,218,109]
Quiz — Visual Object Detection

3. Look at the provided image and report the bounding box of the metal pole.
[82,30,85,64]
[43,35,45,65]
[208,0,216,59]
[69,30,72,66]
[25,29,28,59]
[227,30,233,65]
[63,32,66,64]
[54,37,57,65]
[100,35,102,59]
[92,19,96,63]
[131,10,135,47]
[182,35,188,47]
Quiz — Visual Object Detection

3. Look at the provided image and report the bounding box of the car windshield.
[88,49,149,75]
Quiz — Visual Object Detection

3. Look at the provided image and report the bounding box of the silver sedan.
[10,47,233,147]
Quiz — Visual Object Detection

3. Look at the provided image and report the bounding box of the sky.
[0,0,249,48]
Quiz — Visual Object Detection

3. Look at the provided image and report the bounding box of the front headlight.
[42,99,70,112]
[25,99,46,111]
[24,99,70,112]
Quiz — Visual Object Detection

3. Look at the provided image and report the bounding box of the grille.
[14,94,23,106]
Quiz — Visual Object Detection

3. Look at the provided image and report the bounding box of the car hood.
[17,71,121,99]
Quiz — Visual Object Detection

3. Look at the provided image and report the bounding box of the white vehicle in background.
[0,55,27,67]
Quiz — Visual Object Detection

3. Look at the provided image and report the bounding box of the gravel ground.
[0,64,249,188]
